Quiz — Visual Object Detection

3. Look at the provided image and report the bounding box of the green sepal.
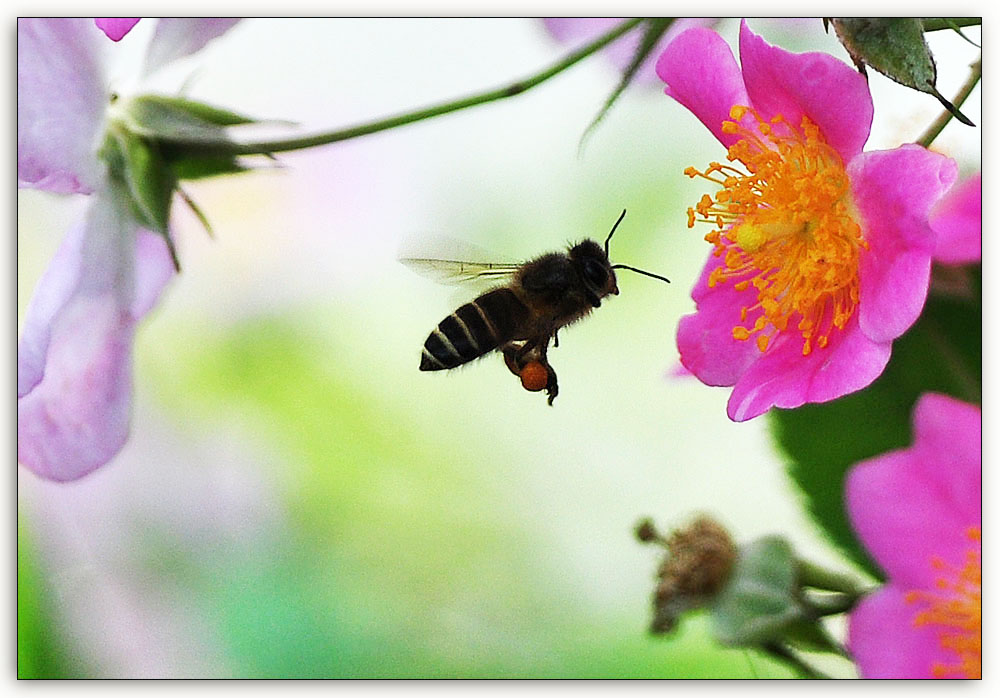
[101,128,181,269]
[115,129,175,234]
[710,536,805,647]
[780,617,843,655]
[123,94,260,144]
[830,18,974,125]
[123,95,274,180]
[135,95,258,127]
[161,150,250,180]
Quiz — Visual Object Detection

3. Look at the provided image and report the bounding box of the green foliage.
[771,266,981,579]
[17,522,83,679]
[830,18,974,125]
[147,315,797,678]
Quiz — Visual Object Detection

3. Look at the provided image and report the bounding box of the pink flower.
[542,18,716,84]
[846,393,981,678]
[17,18,237,481]
[656,21,958,421]
[930,173,981,265]
[94,18,141,41]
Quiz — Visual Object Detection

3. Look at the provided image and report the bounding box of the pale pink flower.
[17,18,238,480]
[657,20,957,421]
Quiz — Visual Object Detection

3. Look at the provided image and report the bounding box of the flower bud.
[646,515,737,633]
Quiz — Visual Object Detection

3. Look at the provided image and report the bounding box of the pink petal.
[17,221,87,397]
[656,27,750,149]
[737,20,873,163]
[17,187,138,397]
[726,315,890,421]
[543,18,715,84]
[17,18,108,194]
[17,192,175,481]
[910,394,982,521]
[930,173,981,265]
[849,585,954,678]
[676,256,763,387]
[142,18,241,76]
[94,18,140,41]
[132,232,177,318]
[17,296,135,481]
[852,146,958,343]
[665,361,693,379]
[845,449,978,589]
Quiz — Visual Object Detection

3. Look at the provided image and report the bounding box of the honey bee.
[402,210,669,404]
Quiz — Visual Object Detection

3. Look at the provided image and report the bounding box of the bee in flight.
[401,210,669,405]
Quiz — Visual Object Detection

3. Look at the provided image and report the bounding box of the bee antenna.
[604,209,627,256]
[611,264,671,284]
[603,210,670,284]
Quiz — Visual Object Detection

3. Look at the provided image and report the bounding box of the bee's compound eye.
[519,361,549,392]
[582,258,608,287]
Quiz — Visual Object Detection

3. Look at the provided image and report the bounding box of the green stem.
[802,591,859,618]
[762,642,832,680]
[223,18,645,156]
[921,18,981,32]
[917,56,981,147]
[796,559,866,598]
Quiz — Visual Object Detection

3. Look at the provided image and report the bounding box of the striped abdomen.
[420,288,530,371]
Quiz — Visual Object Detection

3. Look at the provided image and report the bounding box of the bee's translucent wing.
[399,257,520,286]
[398,234,520,287]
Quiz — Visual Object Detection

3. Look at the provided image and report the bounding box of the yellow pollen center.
[905,527,982,679]
[685,106,866,355]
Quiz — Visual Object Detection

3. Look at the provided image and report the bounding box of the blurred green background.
[17,18,980,678]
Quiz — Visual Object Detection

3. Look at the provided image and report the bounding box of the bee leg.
[501,342,524,377]
[504,337,559,403]
[514,331,555,365]
[544,362,559,405]
[529,336,559,405]
[553,330,559,349]
[514,339,539,363]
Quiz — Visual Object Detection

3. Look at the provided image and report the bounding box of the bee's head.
[569,239,618,308]
[571,210,671,308]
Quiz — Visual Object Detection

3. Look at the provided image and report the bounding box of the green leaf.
[18,520,85,678]
[710,536,804,646]
[830,18,974,125]
[579,18,675,148]
[770,266,982,580]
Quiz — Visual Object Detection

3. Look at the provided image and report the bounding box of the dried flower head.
[646,515,737,633]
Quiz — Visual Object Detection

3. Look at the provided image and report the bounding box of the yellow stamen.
[685,107,866,355]
[905,528,982,679]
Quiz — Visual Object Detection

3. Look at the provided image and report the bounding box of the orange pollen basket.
[905,527,982,679]
[685,106,866,355]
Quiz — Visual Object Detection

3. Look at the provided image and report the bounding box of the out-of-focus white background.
[16,18,981,678]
